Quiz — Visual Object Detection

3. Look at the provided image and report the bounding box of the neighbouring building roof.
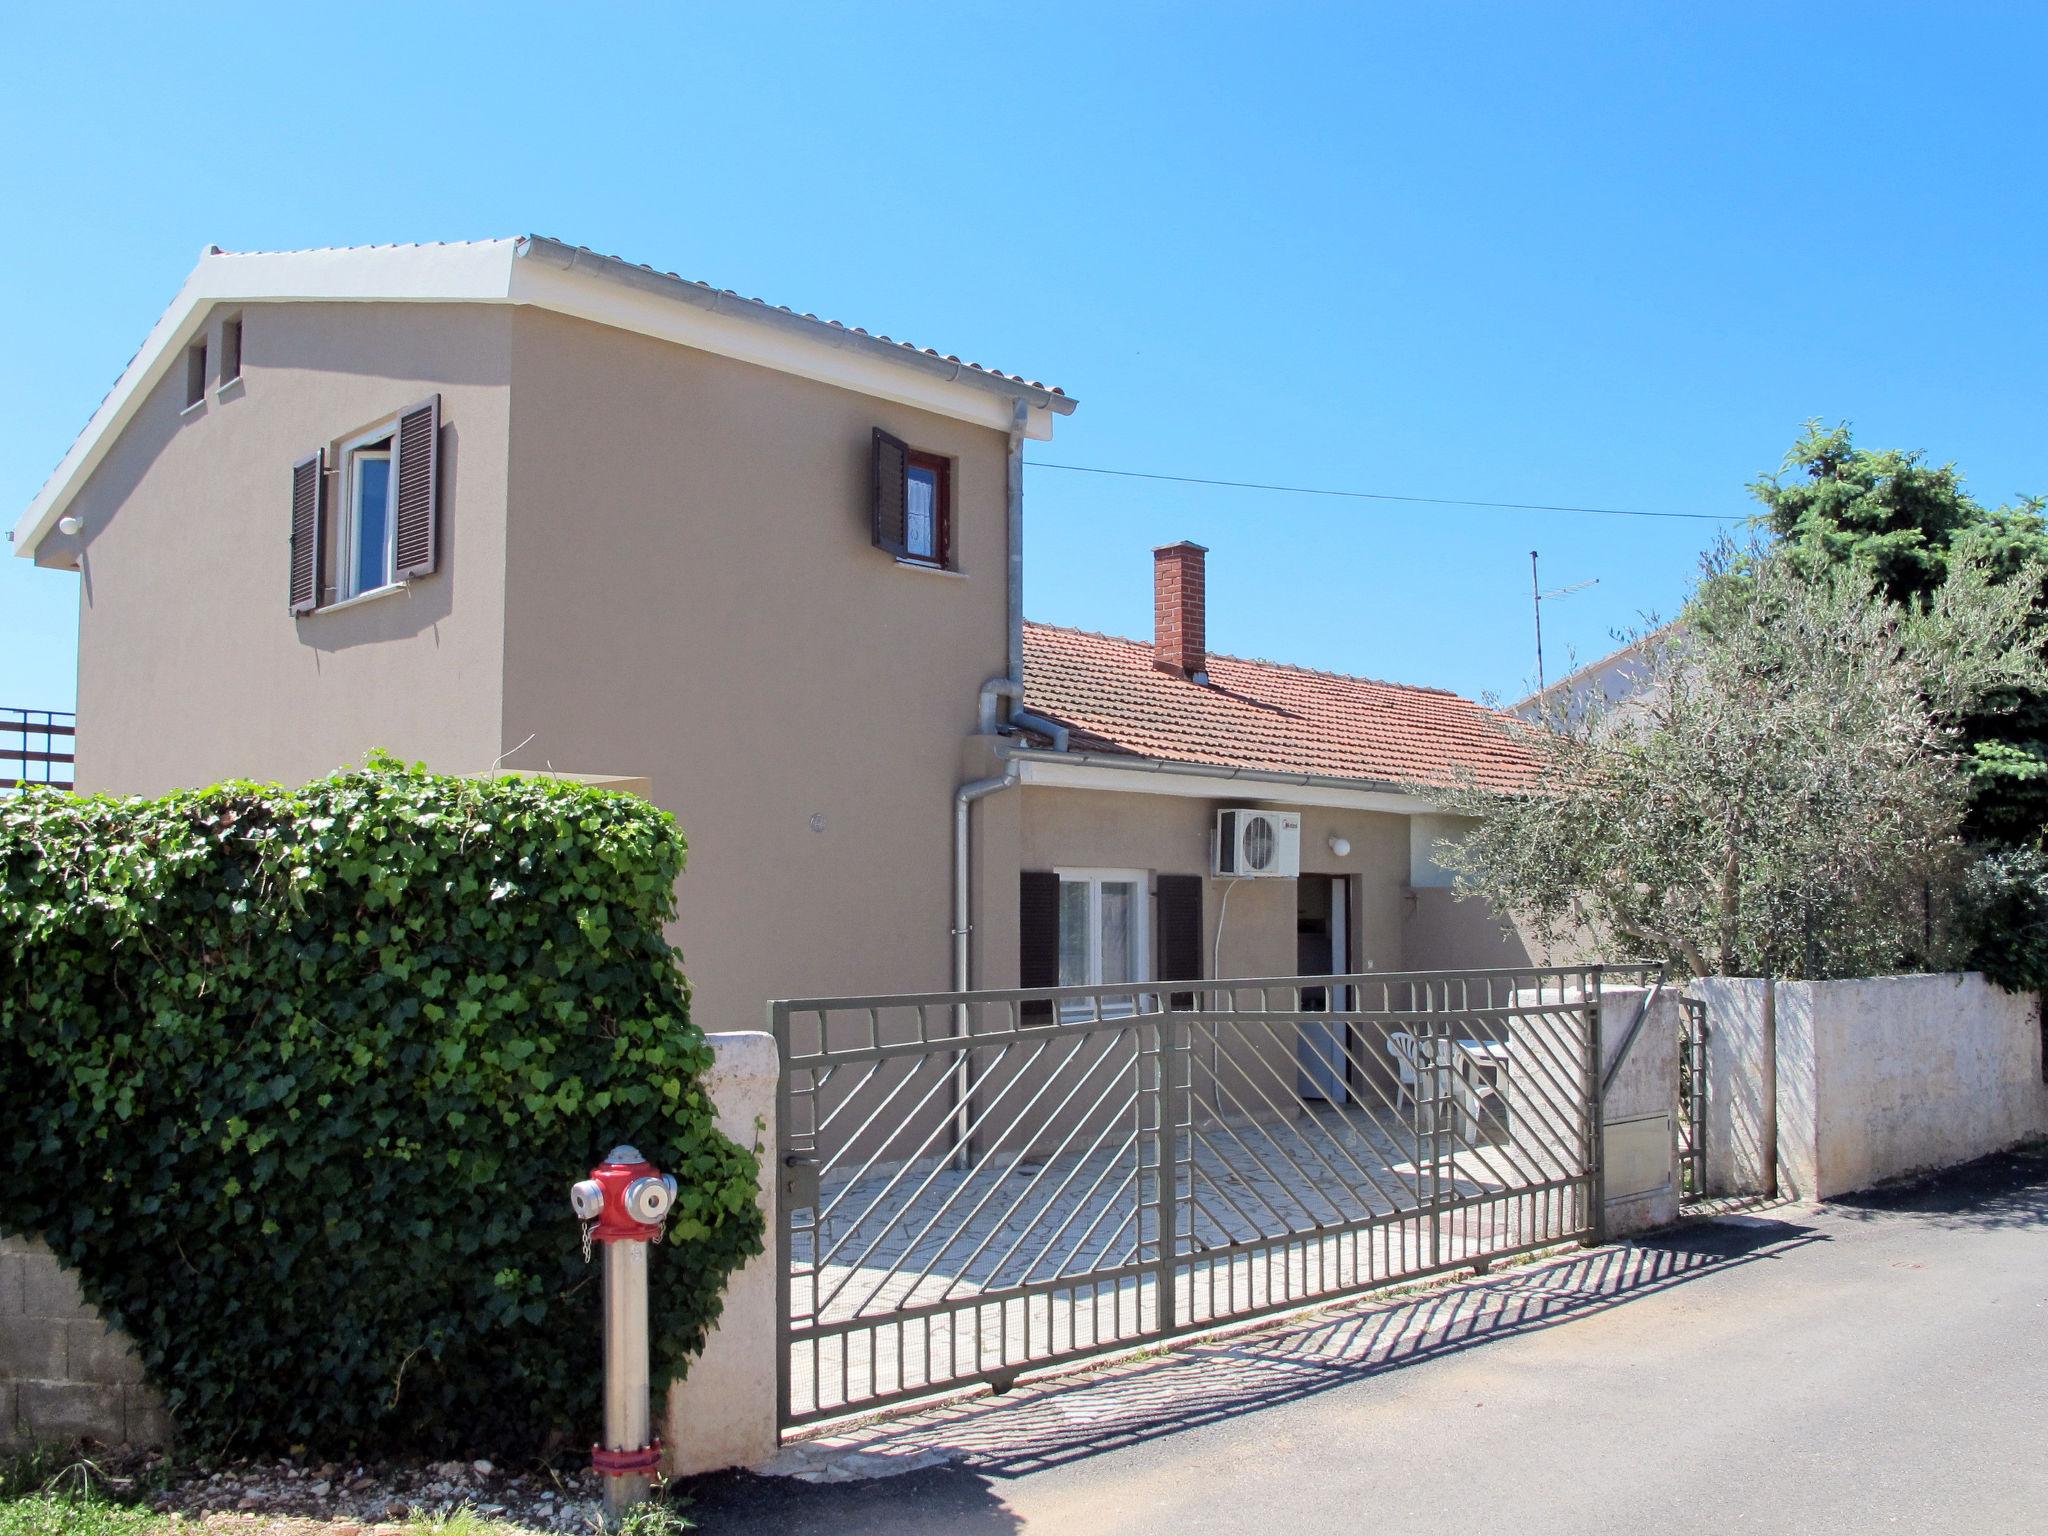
[1021,623,1542,794]
[12,236,1075,560]
[1508,621,1681,719]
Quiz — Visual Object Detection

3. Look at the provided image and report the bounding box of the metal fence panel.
[1678,996,1709,1199]
[774,963,1644,1428]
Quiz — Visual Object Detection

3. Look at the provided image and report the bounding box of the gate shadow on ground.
[678,1462,1025,1536]
[1822,1141,2048,1232]
[773,1215,1825,1485]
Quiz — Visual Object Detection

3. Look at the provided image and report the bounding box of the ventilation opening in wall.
[219,316,242,386]
[183,338,207,408]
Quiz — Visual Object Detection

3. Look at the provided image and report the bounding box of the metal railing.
[0,708,75,792]
[773,962,1651,1427]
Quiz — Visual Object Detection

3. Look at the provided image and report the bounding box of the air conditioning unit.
[1213,808,1301,879]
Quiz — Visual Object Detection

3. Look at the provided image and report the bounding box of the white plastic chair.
[1386,1032,1426,1111]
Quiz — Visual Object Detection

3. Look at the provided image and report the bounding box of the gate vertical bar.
[771,1000,792,1433]
[1426,981,1443,1272]
[1585,966,1608,1245]
[1139,1015,1175,1336]
[1163,1012,1190,1333]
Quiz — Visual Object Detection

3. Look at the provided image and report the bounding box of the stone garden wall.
[1,1230,169,1448]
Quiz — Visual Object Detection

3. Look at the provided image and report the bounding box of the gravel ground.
[57,1450,616,1533]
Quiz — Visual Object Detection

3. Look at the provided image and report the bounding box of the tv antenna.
[1531,550,1598,696]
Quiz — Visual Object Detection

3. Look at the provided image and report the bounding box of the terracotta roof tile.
[1021,623,1541,794]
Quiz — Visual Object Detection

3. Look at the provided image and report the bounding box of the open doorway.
[1297,873,1351,1102]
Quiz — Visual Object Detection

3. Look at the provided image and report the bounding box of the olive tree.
[1436,541,2048,979]
[1754,421,2048,845]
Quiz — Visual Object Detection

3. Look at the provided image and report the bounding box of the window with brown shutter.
[1019,869,1060,1022]
[872,428,909,558]
[308,397,444,609]
[872,428,953,568]
[392,395,440,579]
[1155,874,1204,1008]
[289,450,324,614]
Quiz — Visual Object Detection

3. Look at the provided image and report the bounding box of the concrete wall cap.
[703,1030,779,1082]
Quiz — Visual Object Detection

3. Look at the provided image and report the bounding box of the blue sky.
[5,3,2045,713]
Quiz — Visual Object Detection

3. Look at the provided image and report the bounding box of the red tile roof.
[1021,623,1542,794]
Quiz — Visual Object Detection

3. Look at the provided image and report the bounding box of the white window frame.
[1054,867,1153,1020]
[904,460,940,561]
[336,418,400,602]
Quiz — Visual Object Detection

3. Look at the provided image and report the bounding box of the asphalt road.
[679,1146,2048,1535]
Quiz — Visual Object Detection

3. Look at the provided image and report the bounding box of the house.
[986,542,1545,1001]
[13,237,1540,1035]
[1510,625,1677,726]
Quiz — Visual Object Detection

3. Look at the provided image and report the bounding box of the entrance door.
[1297,874,1350,1103]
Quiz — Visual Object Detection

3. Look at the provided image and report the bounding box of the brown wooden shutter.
[871,427,909,557]
[289,449,324,614]
[1019,869,1060,1022]
[1156,874,1204,1009]
[392,394,441,579]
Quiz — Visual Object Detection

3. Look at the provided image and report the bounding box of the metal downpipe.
[954,769,1018,994]
[1007,401,1028,688]
[951,768,1017,1169]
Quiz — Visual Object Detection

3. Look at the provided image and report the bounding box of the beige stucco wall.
[497,308,1013,1034]
[976,783,1539,990]
[990,786,1414,986]
[1403,888,1535,971]
[50,302,514,793]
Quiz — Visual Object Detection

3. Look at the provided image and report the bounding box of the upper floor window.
[341,427,397,598]
[903,451,949,564]
[288,395,441,615]
[219,316,243,386]
[871,428,953,568]
[183,340,208,409]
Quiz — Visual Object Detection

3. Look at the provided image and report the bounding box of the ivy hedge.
[0,756,763,1457]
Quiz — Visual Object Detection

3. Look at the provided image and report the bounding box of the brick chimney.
[1153,541,1209,680]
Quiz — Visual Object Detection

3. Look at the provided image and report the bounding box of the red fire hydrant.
[571,1145,676,1525]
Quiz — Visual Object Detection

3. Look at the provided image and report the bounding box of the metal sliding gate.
[775,964,1645,1429]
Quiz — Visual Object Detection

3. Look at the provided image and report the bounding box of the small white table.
[1446,1039,1512,1141]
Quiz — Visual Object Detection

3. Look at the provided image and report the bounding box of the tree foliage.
[1953,844,2048,994]
[1755,422,2048,843]
[1437,541,2048,978]
[0,756,763,1457]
